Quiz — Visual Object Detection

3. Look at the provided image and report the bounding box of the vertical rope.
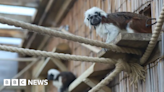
[140,4,164,65]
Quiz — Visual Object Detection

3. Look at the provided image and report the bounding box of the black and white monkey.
[47,69,76,92]
[84,7,155,43]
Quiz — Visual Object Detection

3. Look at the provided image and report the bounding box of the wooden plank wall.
[46,0,164,92]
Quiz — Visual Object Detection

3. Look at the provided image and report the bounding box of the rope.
[89,60,145,92]
[0,45,117,64]
[140,5,164,65]
[128,63,146,88]
[0,16,141,55]
[88,60,124,92]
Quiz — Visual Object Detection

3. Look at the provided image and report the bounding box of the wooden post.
[160,29,164,92]
[34,48,56,78]
[25,68,32,92]
[0,57,37,62]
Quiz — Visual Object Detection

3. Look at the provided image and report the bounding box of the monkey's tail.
[146,18,157,27]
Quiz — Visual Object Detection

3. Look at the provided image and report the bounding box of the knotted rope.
[0,16,141,55]
[0,4,162,91]
[89,4,164,91]
[89,60,145,92]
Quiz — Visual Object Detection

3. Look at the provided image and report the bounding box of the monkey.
[84,7,156,43]
[47,69,76,92]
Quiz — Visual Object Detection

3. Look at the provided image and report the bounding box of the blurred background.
[0,0,38,92]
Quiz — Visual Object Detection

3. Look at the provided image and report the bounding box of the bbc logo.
[4,79,26,86]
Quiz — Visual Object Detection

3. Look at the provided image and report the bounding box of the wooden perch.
[68,33,161,92]
[111,33,160,49]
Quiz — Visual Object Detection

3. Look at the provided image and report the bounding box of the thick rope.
[88,60,124,92]
[89,5,164,92]
[0,45,117,64]
[140,4,164,65]
[128,63,146,88]
[89,60,146,92]
[0,16,141,55]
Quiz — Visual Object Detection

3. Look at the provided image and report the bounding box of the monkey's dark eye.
[95,12,100,16]
[87,18,89,20]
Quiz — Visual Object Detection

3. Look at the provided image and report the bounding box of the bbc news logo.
[4,79,48,86]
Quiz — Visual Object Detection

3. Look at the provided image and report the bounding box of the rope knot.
[117,59,146,88]
[128,63,146,88]
[116,59,131,72]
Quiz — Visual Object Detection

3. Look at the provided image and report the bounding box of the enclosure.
[0,0,163,92]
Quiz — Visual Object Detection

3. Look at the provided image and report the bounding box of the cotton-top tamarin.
[47,69,76,92]
[84,7,155,43]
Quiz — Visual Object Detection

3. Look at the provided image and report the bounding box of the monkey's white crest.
[48,69,60,79]
[84,7,107,29]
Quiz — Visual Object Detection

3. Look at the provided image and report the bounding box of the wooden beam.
[0,86,25,90]
[0,13,32,23]
[54,0,74,25]
[34,42,71,77]
[0,0,39,8]
[32,85,38,92]
[68,64,95,92]
[24,0,53,49]
[81,43,101,53]
[0,57,37,62]
[83,78,111,92]
[68,33,162,92]
[25,68,32,92]
[34,57,51,78]
[34,48,56,78]
[42,0,76,26]
[68,63,114,92]
[37,35,50,50]
[111,33,161,49]
[0,59,38,91]
[0,29,26,38]
[32,58,45,78]
[51,58,68,71]
[32,0,49,24]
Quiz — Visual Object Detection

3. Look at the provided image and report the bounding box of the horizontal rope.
[0,16,141,55]
[0,45,117,64]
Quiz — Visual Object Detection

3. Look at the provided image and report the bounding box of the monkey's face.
[47,69,60,80]
[84,7,107,29]
[88,12,102,26]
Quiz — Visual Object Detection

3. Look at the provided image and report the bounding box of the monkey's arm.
[104,24,120,43]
